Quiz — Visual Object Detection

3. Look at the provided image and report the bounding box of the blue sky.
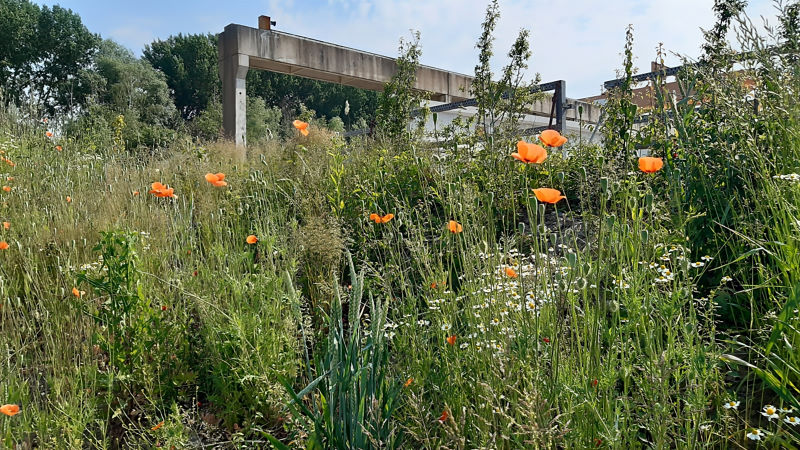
[36,0,780,98]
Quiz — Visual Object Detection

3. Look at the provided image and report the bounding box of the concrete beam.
[218,23,601,146]
[219,23,477,145]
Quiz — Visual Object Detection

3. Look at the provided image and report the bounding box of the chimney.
[259,15,276,30]
[651,61,666,72]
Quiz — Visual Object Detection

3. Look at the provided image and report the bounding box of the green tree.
[375,31,425,144]
[92,40,177,126]
[247,71,378,131]
[143,33,220,119]
[0,0,99,114]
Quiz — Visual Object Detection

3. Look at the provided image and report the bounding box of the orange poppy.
[403,378,414,388]
[5,159,14,167]
[0,241,7,250]
[293,120,310,136]
[151,421,165,431]
[205,173,227,187]
[2,186,10,192]
[505,267,518,278]
[438,409,449,423]
[446,335,457,346]
[55,145,62,151]
[2,222,9,230]
[638,156,664,173]
[66,196,72,203]
[149,182,176,198]
[511,141,547,164]
[539,129,568,147]
[430,281,445,289]
[72,287,84,298]
[45,131,53,138]
[369,213,394,224]
[532,188,566,204]
[246,235,258,245]
[6,177,13,181]
[133,191,139,196]
[0,404,20,416]
[448,220,463,233]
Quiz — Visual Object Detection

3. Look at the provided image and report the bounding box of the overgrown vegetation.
[1,0,800,448]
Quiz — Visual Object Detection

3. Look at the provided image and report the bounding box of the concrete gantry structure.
[218,22,603,146]
[218,23,473,146]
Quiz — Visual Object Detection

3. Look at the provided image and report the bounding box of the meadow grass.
[1,9,800,450]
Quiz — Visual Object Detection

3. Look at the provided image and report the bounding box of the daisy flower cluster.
[725,401,799,441]
[773,173,800,182]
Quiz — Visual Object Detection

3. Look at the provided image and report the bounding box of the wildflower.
[591,379,598,388]
[0,241,8,250]
[369,213,394,224]
[2,186,10,192]
[438,410,449,423]
[746,429,764,441]
[690,261,705,268]
[2,222,8,230]
[701,255,713,261]
[151,421,164,431]
[539,129,568,147]
[762,405,780,421]
[0,404,20,416]
[66,196,71,203]
[512,141,547,164]
[403,378,413,388]
[6,177,12,181]
[459,342,469,349]
[441,323,451,332]
[785,416,799,426]
[504,266,518,278]
[446,335,457,346]
[205,173,227,187]
[721,276,733,283]
[543,337,550,343]
[72,287,84,298]
[416,319,430,327]
[773,173,800,182]
[133,191,139,196]
[161,305,168,311]
[246,235,258,245]
[723,400,739,410]
[638,157,664,173]
[448,220,463,233]
[45,131,53,138]
[55,145,62,151]
[293,120,310,136]
[149,182,176,198]
[532,188,566,204]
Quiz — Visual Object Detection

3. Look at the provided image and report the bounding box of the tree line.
[0,0,379,147]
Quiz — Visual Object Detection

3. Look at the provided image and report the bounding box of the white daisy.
[761,405,779,421]
[746,429,764,441]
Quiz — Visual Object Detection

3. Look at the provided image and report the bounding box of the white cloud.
[253,0,782,97]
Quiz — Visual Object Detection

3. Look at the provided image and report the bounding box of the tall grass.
[0,2,799,448]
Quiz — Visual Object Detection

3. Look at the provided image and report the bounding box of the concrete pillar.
[221,53,249,147]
